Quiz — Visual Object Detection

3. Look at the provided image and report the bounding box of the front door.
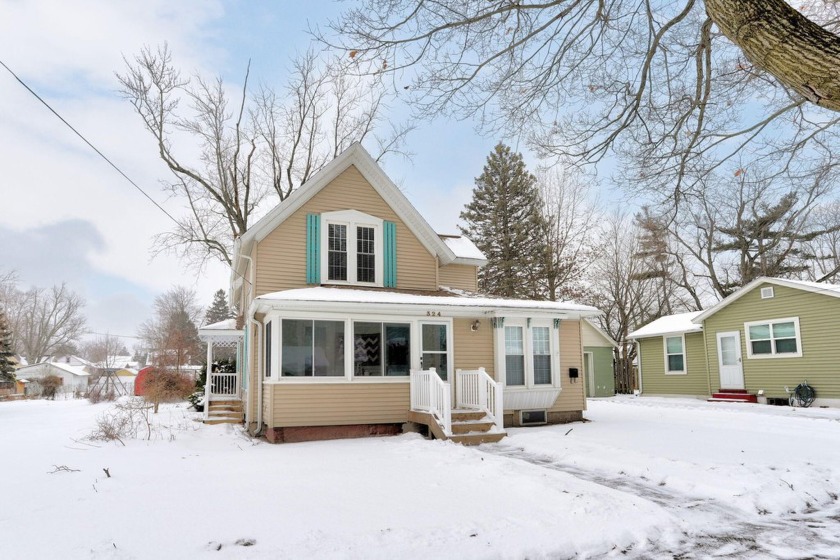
[420,322,450,381]
[717,331,744,389]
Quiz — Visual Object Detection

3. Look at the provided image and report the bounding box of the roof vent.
[520,410,547,426]
[760,287,775,299]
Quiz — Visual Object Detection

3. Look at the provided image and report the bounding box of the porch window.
[532,326,552,385]
[264,321,272,378]
[353,322,410,376]
[745,317,801,358]
[505,326,525,386]
[281,319,345,377]
[664,335,685,374]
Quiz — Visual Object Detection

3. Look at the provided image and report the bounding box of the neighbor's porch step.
[205,417,242,425]
[208,404,244,413]
[451,409,487,422]
[708,391,758,403]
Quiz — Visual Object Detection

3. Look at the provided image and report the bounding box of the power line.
[0,58,182,227]
[0,58,252,287]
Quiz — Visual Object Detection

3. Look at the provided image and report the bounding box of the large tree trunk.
[706,0,840,112]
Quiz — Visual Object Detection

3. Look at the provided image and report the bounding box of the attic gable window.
[321,210,384,286]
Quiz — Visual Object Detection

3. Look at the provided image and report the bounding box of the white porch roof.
[199,319,243,345]
[254,287,600,319]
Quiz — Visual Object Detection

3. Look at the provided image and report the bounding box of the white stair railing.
[455,368,504,432]
[410,368,452,436]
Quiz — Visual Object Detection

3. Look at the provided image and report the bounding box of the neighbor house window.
[353,322,410,376]
[281,319,345,377]
[745,318,801,358]
[532,326,552,385]
[321,210,383,286]
[505,326,525,386]
[664,335,686,374]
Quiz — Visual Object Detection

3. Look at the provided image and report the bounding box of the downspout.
[702,323,713,397]
[239,252,264,437]
[635,340,643,395]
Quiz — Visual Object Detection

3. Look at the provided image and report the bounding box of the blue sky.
[0,0,606,342]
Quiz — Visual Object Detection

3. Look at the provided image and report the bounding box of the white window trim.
[495,318,562,390]
[744,316,803,359]
[320,210,384,287]
[263,310,453,384]
[663,334,687,375]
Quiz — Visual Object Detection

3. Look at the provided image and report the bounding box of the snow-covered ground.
[2,396,839,559]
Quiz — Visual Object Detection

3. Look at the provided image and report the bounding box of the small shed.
[581,319,619,397]
[14,362,90,396]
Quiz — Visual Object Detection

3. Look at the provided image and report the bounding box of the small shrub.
[38,375,63,400]
[187,391,205,412]
[143,369,193,413]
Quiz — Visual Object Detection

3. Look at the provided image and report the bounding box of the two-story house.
[199,143,600,443]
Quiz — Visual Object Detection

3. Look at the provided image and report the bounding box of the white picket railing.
[409,368,452,436]
[210,372,239,397]
[456,368,504,432]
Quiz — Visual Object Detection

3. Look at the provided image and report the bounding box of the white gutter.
[237,252,264,436]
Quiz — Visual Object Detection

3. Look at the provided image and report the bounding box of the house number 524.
[426,311,441,317]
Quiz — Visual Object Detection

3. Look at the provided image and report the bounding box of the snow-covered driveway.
[490,397,840,558]
[2,396,839,559]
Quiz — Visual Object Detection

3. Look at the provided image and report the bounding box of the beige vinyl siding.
[255,165,437,295]
[452,317,495,378]
[638,332,708,396]
[266,383,410,427]
[704,282,840,399]
[549,320,585,413]
[438,264,478,292]
[581,321,613,348]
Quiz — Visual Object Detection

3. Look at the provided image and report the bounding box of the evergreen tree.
[0,309,16,382]
[460,143,547,298]
[204,289,232,326]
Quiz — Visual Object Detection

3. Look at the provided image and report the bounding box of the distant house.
[14,362,90,396]
[581,320,618,398]
[629,277,840,407]
[48,355,94,373]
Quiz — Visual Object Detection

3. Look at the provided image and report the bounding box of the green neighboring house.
[628,277,840,407]
[581,319,618,397]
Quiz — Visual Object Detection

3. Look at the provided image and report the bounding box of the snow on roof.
[256,287,599,316]
[17,362,90,377]
[439,235,486,263]
[628,311,703,339]
[201,318,238,330]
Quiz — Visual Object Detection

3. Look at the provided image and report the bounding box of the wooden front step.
[407,409,506,445]
[205,399,244,425]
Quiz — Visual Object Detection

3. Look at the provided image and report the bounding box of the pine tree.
[204,289,232,326]
[460,143,547,298]
[0,309,16,382]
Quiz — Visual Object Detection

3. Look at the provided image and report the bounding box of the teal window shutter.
[306,214,320,284]
[384,221,397,287]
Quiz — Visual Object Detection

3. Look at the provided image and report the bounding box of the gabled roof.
[627,311,703,340]
[233,143,487,286]
[692,277,840,323]
[583,319,620,348]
